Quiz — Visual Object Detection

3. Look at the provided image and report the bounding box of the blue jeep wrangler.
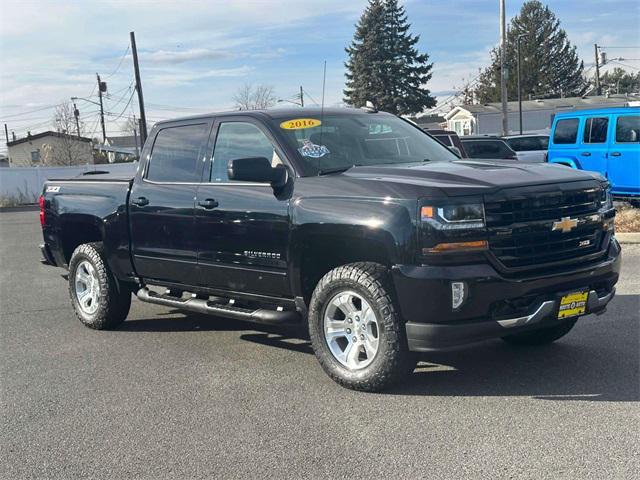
[548,107,639,203]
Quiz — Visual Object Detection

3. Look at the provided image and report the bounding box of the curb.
[0,204,38,212]
[616,233,640,244]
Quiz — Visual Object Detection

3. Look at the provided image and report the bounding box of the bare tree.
[233,83,277,110]
[45,102,91,166]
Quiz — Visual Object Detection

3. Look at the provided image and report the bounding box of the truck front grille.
[485,186,605,270]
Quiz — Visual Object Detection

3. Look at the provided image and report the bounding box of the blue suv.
[548,107,640,200]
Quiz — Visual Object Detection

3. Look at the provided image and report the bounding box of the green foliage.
[601,68,640,95]
[344,0,436,115]
[474,1,585,103]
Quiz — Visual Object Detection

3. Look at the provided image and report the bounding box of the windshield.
[272,112,458,174]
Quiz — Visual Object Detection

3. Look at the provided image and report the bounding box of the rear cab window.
[553,118,579,144]
[146,123,211,182]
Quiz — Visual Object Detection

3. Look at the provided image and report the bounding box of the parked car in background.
[460,136,517,160]
[503,134,549,162]
[426,129,467,157]
[548,107,640,202]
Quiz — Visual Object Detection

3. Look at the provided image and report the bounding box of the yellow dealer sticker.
[280,118,321,130]
[557,291,589,319]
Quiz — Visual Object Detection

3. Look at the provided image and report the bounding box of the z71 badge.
[46,186,61,193]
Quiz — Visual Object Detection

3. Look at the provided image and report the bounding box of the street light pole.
[594,44,601,96]
[73,102,81,138]
[499,0,509,136]
[517,36,523,135]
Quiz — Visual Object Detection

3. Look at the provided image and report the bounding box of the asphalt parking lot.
[1,209,638,479]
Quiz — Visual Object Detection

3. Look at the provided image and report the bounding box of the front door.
[195,119,291,297]
[130,121,212,284]
[608,114,640,196]
[579,115,609,176]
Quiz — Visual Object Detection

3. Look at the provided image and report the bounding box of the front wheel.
[308,262,414,392]
[68,243,131,330]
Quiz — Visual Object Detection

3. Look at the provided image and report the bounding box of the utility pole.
[73,103,81,138]
[516,35,523,135]
[299,86,304,107]
[499,0,508,136]
[96,73,107,143]
[4,123,8,144]
[130,31,148,145]
[594,44,601,96]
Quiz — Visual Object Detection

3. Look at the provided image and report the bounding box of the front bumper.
[393,238,621,351]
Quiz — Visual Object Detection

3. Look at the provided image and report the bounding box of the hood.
[342,160,604,196]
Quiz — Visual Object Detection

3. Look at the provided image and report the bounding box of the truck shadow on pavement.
[120,294,638,402]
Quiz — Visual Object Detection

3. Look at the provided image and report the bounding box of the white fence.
[0,163,138,202]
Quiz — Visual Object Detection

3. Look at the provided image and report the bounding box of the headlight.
[600,187,613,209]
[421,203,485,229]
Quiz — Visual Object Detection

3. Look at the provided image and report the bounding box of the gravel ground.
[1,210,638,479]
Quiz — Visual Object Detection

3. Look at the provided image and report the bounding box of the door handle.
[132,196,149,206]
[610,151,621,157]
[580,152,591,157]
[198,198,219,209]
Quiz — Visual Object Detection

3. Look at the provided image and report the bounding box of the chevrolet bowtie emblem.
[552,216,579,233]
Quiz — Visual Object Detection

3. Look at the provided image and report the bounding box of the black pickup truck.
[40,107,621,391]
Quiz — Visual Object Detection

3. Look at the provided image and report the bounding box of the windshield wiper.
[318,165,355,176]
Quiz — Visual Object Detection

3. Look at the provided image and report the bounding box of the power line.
[104,44,131,79]
[0,104,59,121]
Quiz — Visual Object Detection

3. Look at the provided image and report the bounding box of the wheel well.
[61,222,103,264]
[299,235,391,303]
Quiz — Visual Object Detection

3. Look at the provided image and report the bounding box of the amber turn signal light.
[423,240,488,253]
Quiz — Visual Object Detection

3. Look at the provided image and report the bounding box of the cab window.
[553,118,579,144]
[146,123,210,183]
[615,116,640,143]
[583,117,608,144]
[210,122,282,182]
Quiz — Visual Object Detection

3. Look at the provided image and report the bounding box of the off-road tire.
[68,242,131,330]
[501,318,578,346]
[308,262,414,392]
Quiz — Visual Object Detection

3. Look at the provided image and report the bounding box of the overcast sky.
[1,0,638,145]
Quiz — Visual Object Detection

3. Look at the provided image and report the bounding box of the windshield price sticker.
[280,118,322,130]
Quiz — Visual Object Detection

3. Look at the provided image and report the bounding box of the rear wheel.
[308,262,414,392]
[501,319,578,346]
[68,243,131,330]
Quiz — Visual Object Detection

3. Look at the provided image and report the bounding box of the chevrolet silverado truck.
[39,108,621,392]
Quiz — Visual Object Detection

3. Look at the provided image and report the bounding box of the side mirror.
[227,157,287,188]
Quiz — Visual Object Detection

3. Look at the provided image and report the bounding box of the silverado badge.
[552,216,578,233]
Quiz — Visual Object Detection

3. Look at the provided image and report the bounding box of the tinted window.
[146,124,210,182]
[506,136,548,151]
[553,119,579,144]
[462,140,513,159]
[615,116,640,143]
[583,117,608,143]
[432,134,452,146]
[210,122,281,182]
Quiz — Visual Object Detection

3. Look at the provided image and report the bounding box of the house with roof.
[6,131,93,167]
[444,94,640,136]
[99,135,141,163]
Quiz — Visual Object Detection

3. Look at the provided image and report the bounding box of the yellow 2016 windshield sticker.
[280,118,322,130]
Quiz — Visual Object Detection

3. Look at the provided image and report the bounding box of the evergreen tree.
[600,68,640,95]
[344,0,435,115]
[474,1,586,103]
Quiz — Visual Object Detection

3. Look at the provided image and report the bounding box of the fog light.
[451,282,466,310]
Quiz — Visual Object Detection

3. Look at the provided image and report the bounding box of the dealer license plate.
[557,291,589,319]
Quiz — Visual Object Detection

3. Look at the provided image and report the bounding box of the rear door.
[608,113,640,196]
[579,115,609,176]
[129,120,213,284]
[194,117,292,296]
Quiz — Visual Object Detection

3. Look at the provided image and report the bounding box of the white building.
[6,131,93,167]
[444,94,640,136]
